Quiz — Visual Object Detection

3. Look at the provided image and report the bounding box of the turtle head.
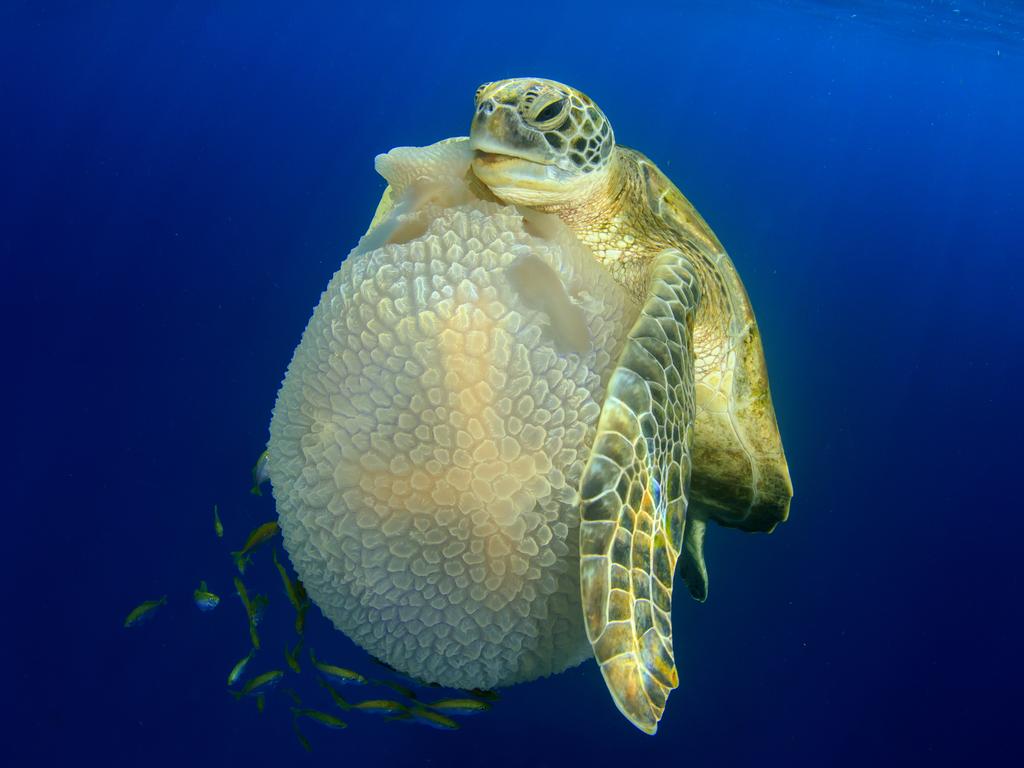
[470,78,615,207]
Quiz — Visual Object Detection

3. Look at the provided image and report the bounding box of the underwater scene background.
[4,1,1022,765]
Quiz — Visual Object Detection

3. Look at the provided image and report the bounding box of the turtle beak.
[469,97,584,206]
[470,101,552,166]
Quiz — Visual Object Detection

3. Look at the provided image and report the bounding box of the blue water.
[4,1,1022,765]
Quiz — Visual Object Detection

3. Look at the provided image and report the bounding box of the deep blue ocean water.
[4,1,1022,765]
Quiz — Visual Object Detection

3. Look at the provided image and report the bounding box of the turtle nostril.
[478,99,496,115]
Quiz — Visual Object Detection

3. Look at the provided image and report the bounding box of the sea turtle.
[267,77,792,736]
[467,78,793,732]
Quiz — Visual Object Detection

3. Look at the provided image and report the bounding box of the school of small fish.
[122,449,500,750]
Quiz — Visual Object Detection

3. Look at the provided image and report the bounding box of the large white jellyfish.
[268,140,636,689]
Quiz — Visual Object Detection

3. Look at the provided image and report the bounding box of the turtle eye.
[530,98,567,129]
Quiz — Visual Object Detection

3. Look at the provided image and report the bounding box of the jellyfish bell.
[267,139,636,689]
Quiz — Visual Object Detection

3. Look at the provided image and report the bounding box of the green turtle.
[268,77,792,737]
[467,78,793,733]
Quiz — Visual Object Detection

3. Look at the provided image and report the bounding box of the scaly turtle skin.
[468,78,793,734]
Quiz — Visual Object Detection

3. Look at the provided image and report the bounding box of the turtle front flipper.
[579,248,701,734]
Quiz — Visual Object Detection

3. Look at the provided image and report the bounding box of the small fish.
[234,577,251,612]
[408,706,459,730]
[281,686,302,706]
[292,718,312,753]
[425,698,490,715]
[273,549,310,635]
[234,576,260,649]
[353,699,408,715]
[230,669,284,699]
[250,593,269,627]
[250,449,270,496]
[318,679,350,711]
[370,656,439,689]
[309,649,367,685]
[231,521,279,574]
[123,596,167,628]
[293,579,309,635]
[284,638,303,674]
[213,504,223,538]
[467,688,500,702]
[256,695,265,714]
[292,708,347,730]
[272,549,298,606]
[228,649,256,686]
[371,678,417,701]
[193,581,220,612]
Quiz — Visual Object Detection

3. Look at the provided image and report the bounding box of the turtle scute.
[268,139,639,689]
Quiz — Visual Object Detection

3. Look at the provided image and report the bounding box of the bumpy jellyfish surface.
[268,140,638,689]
